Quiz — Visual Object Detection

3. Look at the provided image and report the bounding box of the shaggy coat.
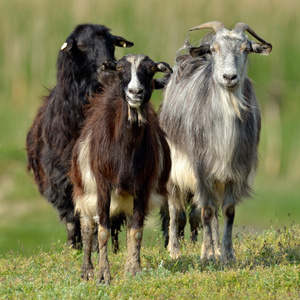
[71,54,172,284]
[26,24,133,248]
[159,21,272,261]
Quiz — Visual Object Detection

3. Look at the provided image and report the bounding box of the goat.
[26,24,133,249]
[159,21,272,262]
[70,54,172,284]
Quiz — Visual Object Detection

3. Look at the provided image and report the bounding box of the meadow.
[0,0,299,298]
[1,226,299,299]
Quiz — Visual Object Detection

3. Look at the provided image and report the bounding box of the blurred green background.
[0,0,299,256]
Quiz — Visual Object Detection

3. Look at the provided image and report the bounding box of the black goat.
[70,54,172,284]
[26,24,133,249]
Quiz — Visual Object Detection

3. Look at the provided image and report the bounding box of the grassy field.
[0,225,299,299]
[0,2,300,297]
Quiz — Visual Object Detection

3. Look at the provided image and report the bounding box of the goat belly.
[168,139,197,193]
[110,189,133,216]
[75,188,164,222]
[74,190,133,222]
[109,188,164,216]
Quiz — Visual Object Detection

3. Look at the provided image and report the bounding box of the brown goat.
[70,54,172,284]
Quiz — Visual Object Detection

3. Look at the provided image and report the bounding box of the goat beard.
[227,89,249,121]
[127,105,148,127]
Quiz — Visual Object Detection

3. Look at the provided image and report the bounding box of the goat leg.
[189,202,201,243]
[159,202,170,248]
[200,204,220,263]
[221,204,236,263]
[167,200,181,259]
[66,221,80,248]
[124,196,146,276]
[98,225,111,285]
[97,189,111,285]
[178,209,187,240]
[125,225,143,276]
[201,205,215,262]
[212,208,221,258]
[80,215,95,280]
[110,213,125,254]
[63,199,82,249]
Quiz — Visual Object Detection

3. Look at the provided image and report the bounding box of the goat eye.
[117,66,123,71]
[77,43,88,52]
[151,66,157,71]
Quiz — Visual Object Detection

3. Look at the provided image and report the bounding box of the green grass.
[0,225,299,299]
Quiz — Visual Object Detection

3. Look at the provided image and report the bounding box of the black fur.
[26,24,133,249]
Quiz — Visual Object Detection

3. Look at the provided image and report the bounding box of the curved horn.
[235,23,268,43]
[189,21,225,33]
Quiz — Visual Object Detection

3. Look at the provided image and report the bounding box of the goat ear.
[100,59,117,71]
[114,36,134,48]
[249,41,272,55]
[61,35,88,52]
[156,62,173,74]
[189,44,211,57]
[60,37,74,52]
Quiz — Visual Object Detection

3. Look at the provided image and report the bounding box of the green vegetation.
[1,225,299,299]
[0,3,299,298]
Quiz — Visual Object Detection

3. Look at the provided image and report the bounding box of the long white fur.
[168,139,196,193]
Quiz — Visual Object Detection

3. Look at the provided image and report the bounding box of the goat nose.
[129,88,143,95]
[223,74,237,81]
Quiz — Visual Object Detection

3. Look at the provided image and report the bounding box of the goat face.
[210,31,249,89]
[60,24,134,75]
[101,54,172,108]
[189,22,272,90]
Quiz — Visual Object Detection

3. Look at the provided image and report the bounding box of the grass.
[0,225,299,299]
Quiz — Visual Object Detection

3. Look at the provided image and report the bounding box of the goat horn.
[189,21,225,33]
[235,23,268,44]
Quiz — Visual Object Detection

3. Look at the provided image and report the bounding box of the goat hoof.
[169,248,182,260]
[167,242,181,260]
[124,262,142,276]
[98,269,111,285]
[220,251,236,264]
[200,257,216,268]
[81,269,94,281]
[67,238,82,250]
[98,277,110,286]
[200,248,216,265]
